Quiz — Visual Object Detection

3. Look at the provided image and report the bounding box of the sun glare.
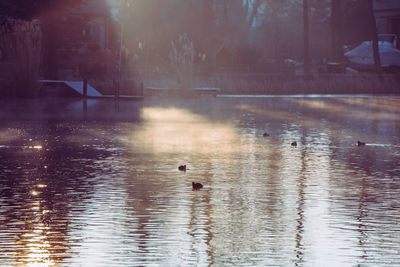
[16,201,57,267]
[129,107,238,154]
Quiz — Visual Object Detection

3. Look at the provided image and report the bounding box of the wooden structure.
[39,80,143,100]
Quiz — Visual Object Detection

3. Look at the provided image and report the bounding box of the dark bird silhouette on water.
[178,165,186,171]
[291,141,297,147]
[263,132,270,137]
[357,141,366,146]
[192,182,203,190]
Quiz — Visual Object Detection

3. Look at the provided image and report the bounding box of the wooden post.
[140,82,144,96]
[82,79,87,119]
[83,79,87,98]
[117,81,120,98]
[83,98,87,117]
[114,79,119,99]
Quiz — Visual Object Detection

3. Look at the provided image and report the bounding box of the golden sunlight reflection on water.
[129,107,239,154]
[15,201,56,267]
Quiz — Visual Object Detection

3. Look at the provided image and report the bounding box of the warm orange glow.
[24,145,43,150]
[129,107,239,154]
[288,98,400,121]
[16,200,57,267]
[20,235,55,267]
[235,103,326,128]
[235,104,294,121]
[334,97,400,115]
[0,128,26,143]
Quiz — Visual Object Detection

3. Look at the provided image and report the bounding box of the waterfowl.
[192,182,203,190]
[357,141,366,146]
[178,165,186,171]
[291,141,297,147]
[263,132,270,137]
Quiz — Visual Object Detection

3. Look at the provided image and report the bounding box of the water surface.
[1,96,400,266]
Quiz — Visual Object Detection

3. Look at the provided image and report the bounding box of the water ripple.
[1,97,400,266]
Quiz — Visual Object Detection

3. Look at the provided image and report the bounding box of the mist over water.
[1,96,400,266]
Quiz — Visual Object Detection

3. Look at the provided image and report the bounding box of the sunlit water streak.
[0,97,400,266]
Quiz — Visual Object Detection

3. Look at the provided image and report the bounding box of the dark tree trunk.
[331,0,343,62]
[41,19,59,79]
[367,0,382,73]
[223,0,228,27]
[202,0,213,37]
[303,0,310,73]
[202,0,213,70]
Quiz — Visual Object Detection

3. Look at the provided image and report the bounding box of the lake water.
[0,96,400,266]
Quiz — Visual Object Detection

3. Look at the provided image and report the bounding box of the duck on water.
[357,141,366,146]
[192,182,203,190]
[178,165,187,171]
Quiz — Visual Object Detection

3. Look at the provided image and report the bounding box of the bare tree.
[245,0,263,38]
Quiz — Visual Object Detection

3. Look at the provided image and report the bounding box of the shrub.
[0,19,42,97]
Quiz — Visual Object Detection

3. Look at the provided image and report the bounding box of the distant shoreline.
[142,73,400,96]
[1,73,399,98]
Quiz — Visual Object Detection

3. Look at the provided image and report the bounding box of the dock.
[39,80,144,100]
[144,87,220,97]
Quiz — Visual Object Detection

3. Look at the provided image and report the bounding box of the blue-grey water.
[0,96,400,266]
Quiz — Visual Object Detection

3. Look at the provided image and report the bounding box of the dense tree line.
[0,0,378,75]
[116,0,377,74]
[0,0,83,79]
[0,0,81,20]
